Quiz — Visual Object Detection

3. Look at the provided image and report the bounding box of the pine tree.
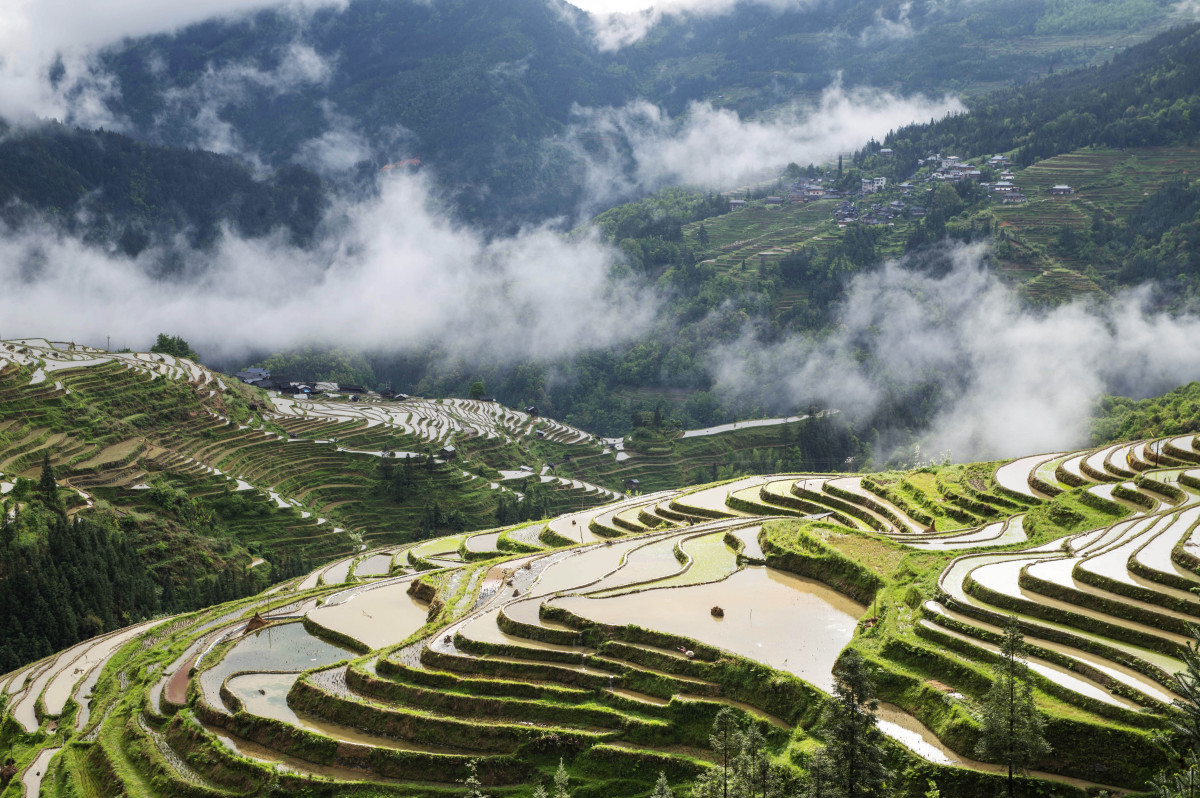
[459,759,490,798]
[553,759,570,798]
[803,747,837,798]
[820,649,890,798]
[709,707,739,798]
[975,617,1051,798]
[38,453,60,510]
[651,771,675,798]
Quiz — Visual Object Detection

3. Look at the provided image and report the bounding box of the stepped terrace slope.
[7,430,1200,796]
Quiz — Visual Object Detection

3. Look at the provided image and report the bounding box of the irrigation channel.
[6,432,1200,795]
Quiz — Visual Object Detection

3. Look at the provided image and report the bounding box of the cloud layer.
[0,172,657,363]
[709,244,1200,463]
[563,83,962,213]
[0,0,343,124]
[575,0,824,51]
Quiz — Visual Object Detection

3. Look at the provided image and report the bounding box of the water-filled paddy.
[307,580,430,650]
[226,672,455,752]
[199,622,355,710]
[354,553,395,577]
[555,565,863,692]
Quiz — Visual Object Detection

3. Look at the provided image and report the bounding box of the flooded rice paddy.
[555,565,864,692]
[199,622,356,711]
[307,580,430,650]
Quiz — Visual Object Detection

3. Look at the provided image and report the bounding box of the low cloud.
[574,0,825,51]
[562,82,962,214]
[0,172,658,363]
[156,43,336,165]
[859,1,915,44]
[0,0,343,125]
[709,243,1200,463]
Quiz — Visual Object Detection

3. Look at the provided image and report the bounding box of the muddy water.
[1136,506,1200,583]
[502,598,576,632]
[205,725,412,783]
[583,536,686,594]
[675,476,769,516]
[307,581,431,650]
[20,746,61,798]
[44,620,158,717]
[909,517,1028,551]
[529,537,650,597]
[459,607,590,654]
[943,553,1185,675]
[199,623,356,711]
[322,557,357,585]
[225,672,456,753]
[995,452,1064,498]
[728,526,766,560]
[918,620,1139,708]
[465,531,502,553]
[354,554,395,577]
[924,601,1177,704]
[554,566,864,692]
[651,532,741,590]
[14,643,91,731]
[875,703,1127,792]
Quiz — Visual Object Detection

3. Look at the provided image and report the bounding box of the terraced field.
[8,428,1200,796]
[992,146,1200,299]
[0,339,621,562]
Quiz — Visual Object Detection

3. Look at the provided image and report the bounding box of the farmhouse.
[1049,184,1074,195]
[234,367,270,384]
[729,199,747,208]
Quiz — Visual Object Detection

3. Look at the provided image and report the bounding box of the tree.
[1153,752,1200,798]
[37,453,60,511]
[469,380,487,400]
[459,759,489,798]
[710,707,739,798]
[697,223,710,248]
[553,759,570,798]
[1154,631,1200,796]
[803,747,838,798]
[1167,634,1200,752]
[819,649,890,798]
[651,772,675,798]
[975,617,1051,798]
[150,333,199,360]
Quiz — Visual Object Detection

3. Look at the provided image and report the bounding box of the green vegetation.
[974,619,1051,798]
[1092,382,1200,445]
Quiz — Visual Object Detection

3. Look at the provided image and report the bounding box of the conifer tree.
[819,649,890,798]
[975,617,1050,797]
[651,772,675,798]
[553,759,570,798]
[38,453,60,510]
[459,759,489,798]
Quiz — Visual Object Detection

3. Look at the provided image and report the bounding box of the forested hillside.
[87,0,1185,228]
[0,121,325,255]
[877,23,1200,172]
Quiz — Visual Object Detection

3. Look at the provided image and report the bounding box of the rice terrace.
[3,340,1200,797]
[9,3,1200,797]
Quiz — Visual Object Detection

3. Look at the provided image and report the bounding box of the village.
[726,150,1074,228]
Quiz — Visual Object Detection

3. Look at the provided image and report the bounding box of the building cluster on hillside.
[232,368,407,400]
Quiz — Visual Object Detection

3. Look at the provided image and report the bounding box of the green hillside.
[7,420,1200,796]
